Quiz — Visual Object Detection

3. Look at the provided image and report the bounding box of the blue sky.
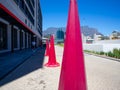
[40,0,120,35]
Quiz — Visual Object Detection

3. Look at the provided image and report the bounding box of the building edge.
[0,0,42,53]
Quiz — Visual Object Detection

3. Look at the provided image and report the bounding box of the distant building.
[55,29,64,44]
[0,0,42,53]
[56,29,64,40]
[81,33,94,44]
[110,31,120,40]
[86,36,94,44]
[94,33,103,42]
[81,33,86,43]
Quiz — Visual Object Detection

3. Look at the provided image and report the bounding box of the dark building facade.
[56,29,64,40]
[0,0,42,53]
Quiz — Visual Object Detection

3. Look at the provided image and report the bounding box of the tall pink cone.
[44,35,60,67]
[45,39,49,56]
[58,0,87,90]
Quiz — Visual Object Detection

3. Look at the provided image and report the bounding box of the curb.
[85,52,120,62]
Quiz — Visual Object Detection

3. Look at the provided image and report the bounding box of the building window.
[0,22,8,50]
[31,0,35,7]
[20,32,23,48]
[24,5,34,25]
[19,0,25,11]
[13,28,18,48]
[28,34,31,48]
[28,22,30,27]
[16,0,35,25]
[25,19,27,24]
[26,0,34,16]
[25,33,27,48]
[14,0,19,5]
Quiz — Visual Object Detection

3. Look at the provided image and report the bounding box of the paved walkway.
[0,46,120,90]
[0,47,44,80]
[85,54,120,90]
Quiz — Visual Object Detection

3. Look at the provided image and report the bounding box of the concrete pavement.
[85,54,120,90]
[0,47,45,81]
[0,46,120,90]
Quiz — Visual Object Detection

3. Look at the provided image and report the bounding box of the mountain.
[43,27,65,35]
[81,26,103,37]
[43,26,103,38]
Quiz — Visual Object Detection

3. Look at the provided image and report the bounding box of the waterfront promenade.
[0,46,120,90]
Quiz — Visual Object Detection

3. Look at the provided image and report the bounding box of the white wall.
[83,44,120,52]
[103,44,120,52]
[95,39,120,44]
[83,44,103,52]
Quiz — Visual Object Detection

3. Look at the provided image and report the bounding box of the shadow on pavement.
[0,47,46,86]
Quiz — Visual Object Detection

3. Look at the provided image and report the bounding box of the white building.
[109,31,120,40]
[0,0,42,53]
[94,33,103,42]
[81,33,87,43]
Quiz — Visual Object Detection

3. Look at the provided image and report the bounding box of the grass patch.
[56,43,64,47]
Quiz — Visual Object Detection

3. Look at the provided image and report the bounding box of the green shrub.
[113,48,120,59]
[118,49,120,59]
[57,43,64,47]
[91,51,95,53]
[100,51,104,55]
[95,52,100,55]
[113,48,118,58]
[84,49,120,59]
[84,50,92,53]
[105,52,108,56]
[107,51,114,57]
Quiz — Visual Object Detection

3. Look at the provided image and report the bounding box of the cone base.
[44,62,60,67]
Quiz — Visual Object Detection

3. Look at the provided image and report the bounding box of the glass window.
[31,0,35,7]
[24,5,34,25]
[19,0,25,10]
[20,31,23,48]
[14,0,19,5]
[25,33,27,48]
[28,34,31,48]
[0,22,8,50]
[26,0,34,16]
[25,19,27,24]
[13,28,18,48]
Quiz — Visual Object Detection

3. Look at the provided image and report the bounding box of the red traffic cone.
[58,0,87,90]
[45,39,49,56]
[44,35,60,67]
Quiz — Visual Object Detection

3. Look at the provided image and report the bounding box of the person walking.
[32,41,36,50]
